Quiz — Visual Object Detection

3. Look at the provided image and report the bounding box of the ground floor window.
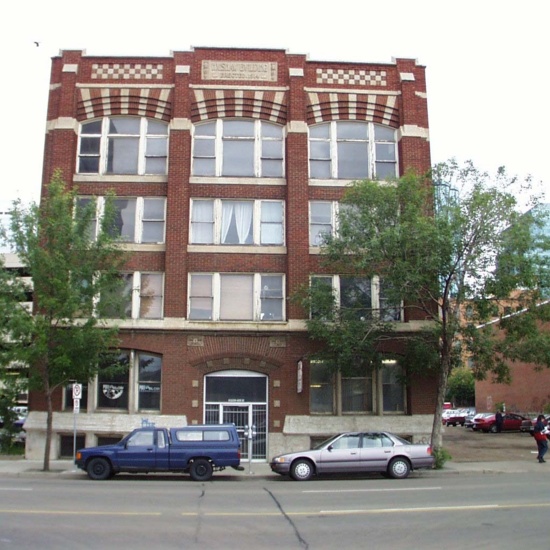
[63,350,162,413]
[310,358,405,414]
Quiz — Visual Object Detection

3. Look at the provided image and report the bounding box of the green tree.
[445,367,475,407]
[0,171,129,470]
[299,160,550,453]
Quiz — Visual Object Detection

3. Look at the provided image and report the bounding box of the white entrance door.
[204,371,268,460]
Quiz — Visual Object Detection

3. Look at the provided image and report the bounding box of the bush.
[432,447,452,469]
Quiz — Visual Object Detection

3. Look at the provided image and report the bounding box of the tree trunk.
[430,341,453,452]
[42,388,53,472]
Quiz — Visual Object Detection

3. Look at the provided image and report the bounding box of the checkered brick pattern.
[91,63,164,80]
[77,87,172,121]
[192,89,287,124]
[307,91,398,126]
[316,68,387,86]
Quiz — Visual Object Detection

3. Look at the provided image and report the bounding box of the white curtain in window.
[221,202,253,244]
[234,202,253,244]
[221,202,234,244]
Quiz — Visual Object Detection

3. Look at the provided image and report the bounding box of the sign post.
[72,384,82,466]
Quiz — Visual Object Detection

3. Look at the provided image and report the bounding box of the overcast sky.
[2,0,548,205]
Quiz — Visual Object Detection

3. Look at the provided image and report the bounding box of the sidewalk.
[0,457,546,478]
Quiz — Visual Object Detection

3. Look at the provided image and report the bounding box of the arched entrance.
[204,370,268,461]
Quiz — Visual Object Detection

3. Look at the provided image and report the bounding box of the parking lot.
[443,424,536,462]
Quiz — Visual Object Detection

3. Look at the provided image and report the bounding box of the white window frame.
[77,196,166,244]
[309,200,343,246]
[109,272,164,320]
[192,119,285,178]
[77,116,168,176]
[309,358,405,415]
[190,199,285,246]
[78,350,162,413]
[309,121,397,180]
[310,274,402,322]
[188,273,285,321]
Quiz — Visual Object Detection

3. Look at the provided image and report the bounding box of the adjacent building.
[25,47,437,460]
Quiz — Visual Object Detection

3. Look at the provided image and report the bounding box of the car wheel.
[87,457,112,481]
[489,424,498,433]
[291,459,314,481]
[388,457,411,479]
[189,459,213,481]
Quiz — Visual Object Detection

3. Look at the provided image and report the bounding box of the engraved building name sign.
[202,60,277,81]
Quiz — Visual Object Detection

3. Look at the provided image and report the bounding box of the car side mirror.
[327,444,333,452]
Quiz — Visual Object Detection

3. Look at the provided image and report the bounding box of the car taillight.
[427,446,432,455]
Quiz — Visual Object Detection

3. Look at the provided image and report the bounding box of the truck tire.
[87,457,112,480]
[190,459,213,481]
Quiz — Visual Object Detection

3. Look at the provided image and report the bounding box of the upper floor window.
[77,197,166,244]
[190,199,284,245]
[100,272,164,319]
[311,275,401,322]
[78,117,168,175]
[192,119,284,177]
[309,121,397,180]
[309,201,353,246]
[188,273,284,321]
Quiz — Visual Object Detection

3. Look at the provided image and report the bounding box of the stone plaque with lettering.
[202,60,277,82]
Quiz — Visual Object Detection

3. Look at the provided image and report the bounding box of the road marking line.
[0,510,161,516]
[303,487,442,493]
[179,502,550,517]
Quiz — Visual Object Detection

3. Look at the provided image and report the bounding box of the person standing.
[495,410,503,433]
[533,414,548,463]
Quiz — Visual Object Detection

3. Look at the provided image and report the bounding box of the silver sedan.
[270,431,434,481]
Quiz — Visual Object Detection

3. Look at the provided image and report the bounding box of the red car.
[473,412,527,433]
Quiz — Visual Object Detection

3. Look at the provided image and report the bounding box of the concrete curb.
[0,458,546,479]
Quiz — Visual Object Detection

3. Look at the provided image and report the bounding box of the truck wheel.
[87,457,112,480]
[190,459,213,481]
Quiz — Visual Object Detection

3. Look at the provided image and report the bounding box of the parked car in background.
[442,409,467,427]
[473,412,527,433]
[520,415,550,434]
[465,412,485,429]
[270,431,434,481]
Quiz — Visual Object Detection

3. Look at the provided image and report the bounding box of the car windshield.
[313,434,342,450]
[392,435,411,445]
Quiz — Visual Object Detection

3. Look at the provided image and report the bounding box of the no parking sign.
[72,383,82,400]
[72,384,82,414]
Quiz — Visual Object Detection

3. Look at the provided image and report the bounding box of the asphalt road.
[1,471,550,549]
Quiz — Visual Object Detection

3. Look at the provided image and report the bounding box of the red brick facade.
[28,47,437,460]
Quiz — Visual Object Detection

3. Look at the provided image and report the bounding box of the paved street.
[1,469,550,549]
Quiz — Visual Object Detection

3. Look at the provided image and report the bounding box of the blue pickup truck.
[75,424,242,481]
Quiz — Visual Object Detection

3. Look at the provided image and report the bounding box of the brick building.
[25,47,437,460]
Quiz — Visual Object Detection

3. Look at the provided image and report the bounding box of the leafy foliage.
[0,171,130,469]
[445,367,475,406]
[298,159,550,451]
